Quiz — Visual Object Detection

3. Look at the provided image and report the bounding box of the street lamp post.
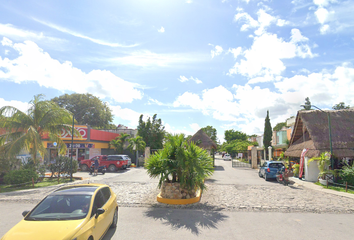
[70,115,74,182]
[303,105,334,169]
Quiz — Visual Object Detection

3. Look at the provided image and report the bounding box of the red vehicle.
[80,155,128,172]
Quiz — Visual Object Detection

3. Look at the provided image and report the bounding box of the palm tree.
[146,133,214,192]
[128,136,146,166]
[0,94,75,162]
[110,133,131,154]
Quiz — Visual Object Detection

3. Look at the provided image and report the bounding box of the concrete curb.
[290,177,354,199]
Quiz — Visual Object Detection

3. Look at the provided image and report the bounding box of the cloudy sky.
[1,0,353,142]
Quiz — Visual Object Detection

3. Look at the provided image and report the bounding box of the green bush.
[293,164,300,177]
[340,164,354,186]
[47,156,78,177]
[4,169,38,185]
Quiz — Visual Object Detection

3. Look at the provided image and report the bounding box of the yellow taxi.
[1,184,118,240]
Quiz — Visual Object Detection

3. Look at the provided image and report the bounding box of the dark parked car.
[89,165,106,175]
[259,161,284,181]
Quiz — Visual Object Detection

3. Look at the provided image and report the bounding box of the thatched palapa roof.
[285,109,354,158]
[188,129,217,150]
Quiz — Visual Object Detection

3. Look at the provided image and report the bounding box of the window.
[101,187,111,202]
[269,163,284,168]
[91,190,107,217]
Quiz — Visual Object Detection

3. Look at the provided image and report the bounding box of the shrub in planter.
[4,169,38,185]
[146,134,214,198]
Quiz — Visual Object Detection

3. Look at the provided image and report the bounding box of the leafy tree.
[224,129,247,143]
[302,97,312,110]
[273,122,286,131]
[145,134,214,193]
[109,133,131,154]
[332,102,350,110]
[263,110,272,151]
[51,93,113,129]
[128,136,146,165]
[137,114,165,149]
[221,139,252,156]
[201,126,217,142]
[0,94,75,162]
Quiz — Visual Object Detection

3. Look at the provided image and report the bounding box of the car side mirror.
[22,210,30,217]
[95,208,105,218]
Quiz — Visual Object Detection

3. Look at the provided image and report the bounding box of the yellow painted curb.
[157,189,201,205]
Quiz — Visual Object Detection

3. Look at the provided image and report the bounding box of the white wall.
[304,157,320,182]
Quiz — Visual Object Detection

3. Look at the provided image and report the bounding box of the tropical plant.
[308,152,331,179]
[0,94,77,163]
[109,133,131,154]
[145,134,214,192]
[4,168,38,185]
[137,114,165,149]
[263,110,272,153]
[128,136,146,165]
[340,163,354,186]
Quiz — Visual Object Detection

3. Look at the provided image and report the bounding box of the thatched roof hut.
[285,109,354,158]
[188,129,217,150]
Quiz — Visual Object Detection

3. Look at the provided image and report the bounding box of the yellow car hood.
[2,218,86,240]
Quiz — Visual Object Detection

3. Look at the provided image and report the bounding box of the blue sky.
[1,0,353,142]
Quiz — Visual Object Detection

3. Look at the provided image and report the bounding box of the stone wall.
[160,182,197,199]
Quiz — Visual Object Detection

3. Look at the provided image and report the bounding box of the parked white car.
[223,154,232,161]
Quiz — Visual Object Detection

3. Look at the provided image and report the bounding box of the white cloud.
[178,75,202,84]
[109,105,142,128]
[211,45,223,58]
[33,18,138,48]
[290,29,309,43]
[189,123,201,132]
[0,23,63,44]
[0,39,143,103]
[228,30,315,80]
[178,76,189,82]
[315,7,329,24]
[320,24,330,34]
[148,98,164,106]
[0,98,31,115]
[190,77,202,84]
[158,27,165,33]
[228,47,242,59]
[276,19,290,27]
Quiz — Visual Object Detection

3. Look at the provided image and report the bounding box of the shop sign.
[60,127,88,140]
[47,143,95,148]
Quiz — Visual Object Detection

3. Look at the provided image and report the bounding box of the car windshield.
[25,194,92,221]
[122,156,131,160]
[269,163,284,168]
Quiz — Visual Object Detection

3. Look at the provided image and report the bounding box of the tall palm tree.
[110,133,131,154]
[0,94,75,162]
[128,136,146,166]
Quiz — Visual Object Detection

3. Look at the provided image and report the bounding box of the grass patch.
[314,182,354,194]
[0,178,77,193]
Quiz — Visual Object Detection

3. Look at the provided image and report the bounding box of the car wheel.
[81,164,89,172]
[258,171,262,178]
[102,170,105,175]
[110,208,118,228]
[108,165,116,172]
[264,173,268,181]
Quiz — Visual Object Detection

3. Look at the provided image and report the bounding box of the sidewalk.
[290,177,354,199]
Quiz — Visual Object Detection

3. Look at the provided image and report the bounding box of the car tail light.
[267,168,270,172]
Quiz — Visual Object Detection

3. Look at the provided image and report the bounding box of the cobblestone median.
[2,179,354,214]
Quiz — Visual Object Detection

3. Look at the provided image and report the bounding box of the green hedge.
[340,165,354,186]
[4,169,39,185]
